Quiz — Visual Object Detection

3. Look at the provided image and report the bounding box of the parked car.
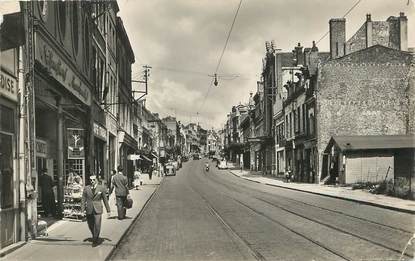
[193,154,200,160]
[218,160,228,170]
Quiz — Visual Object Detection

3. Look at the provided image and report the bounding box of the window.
[72,2,79,55]
[0,133,13,208]
[0,105,14,133]
[293,109,297,134]
[84,22,90,68]
[92,48,97,87]
[302,104,306,134]
[309,112,315,136]
[285,115,289,138]
[0,105,14,209]
[58,1,67,38]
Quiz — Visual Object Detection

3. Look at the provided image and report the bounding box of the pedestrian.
[127,169,134,189]
[110,166,129,220]
[148,164,153,180]
[39,168,56,217]
[82,175,111,247]
[108,169,116,191]
[133,168,142,190]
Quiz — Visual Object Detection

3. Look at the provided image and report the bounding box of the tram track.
[193,164,413,260]
[205,168,413,234]
[185,180,265,261]
[252,196,413,259]
[190,171,351,260]
[215,170,412,233]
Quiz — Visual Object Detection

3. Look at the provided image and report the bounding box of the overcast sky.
[1,0,414,130]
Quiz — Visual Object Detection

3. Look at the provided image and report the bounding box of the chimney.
[295,42,304,66]
[308,41,319,76]
[329,18,346,59]
[366,14,373,48]
[399,12,408,51]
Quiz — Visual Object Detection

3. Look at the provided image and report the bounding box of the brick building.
[316,13,414,183]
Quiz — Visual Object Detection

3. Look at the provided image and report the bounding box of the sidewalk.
[1,174,163,261]
[229,169,415,214]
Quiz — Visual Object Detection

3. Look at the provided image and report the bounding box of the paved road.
[110,159,414,261]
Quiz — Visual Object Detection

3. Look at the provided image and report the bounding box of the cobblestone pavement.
[110,159,414,261]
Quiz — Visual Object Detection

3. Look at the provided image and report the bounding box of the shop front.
[34,32,92,220]
[118,131,138,186]
[93,122,107,184]
[0,89,19,249]
[0,44,21,250]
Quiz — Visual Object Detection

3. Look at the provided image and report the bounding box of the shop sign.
[0,70,17,102]
[35,139,47,157]
[67,128,85,159]
[35,33,91,106]
[93,123,106,140]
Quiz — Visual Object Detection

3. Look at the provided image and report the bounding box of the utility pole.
[132,65,151,102]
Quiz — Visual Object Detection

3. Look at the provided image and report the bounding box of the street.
[110,159,414,261]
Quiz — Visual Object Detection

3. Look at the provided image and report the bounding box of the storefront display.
[63,173,84,220]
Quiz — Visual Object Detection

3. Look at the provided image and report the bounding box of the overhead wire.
[199,0,243,114]
[316,0,363,44]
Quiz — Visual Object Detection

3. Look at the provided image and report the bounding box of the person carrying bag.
[124,194,133,209]
[109,166,129,220]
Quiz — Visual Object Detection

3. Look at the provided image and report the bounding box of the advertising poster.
[67,128,85,159]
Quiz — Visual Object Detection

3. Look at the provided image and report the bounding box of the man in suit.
[109,166,129,220]
[82,175,111,246]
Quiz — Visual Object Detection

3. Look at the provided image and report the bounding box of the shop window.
[0,105,14,133]
[0,133,13,209]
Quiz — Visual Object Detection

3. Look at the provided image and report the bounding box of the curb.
[104,177,165,261]
[229,171,415,215]
[0,241,26,258]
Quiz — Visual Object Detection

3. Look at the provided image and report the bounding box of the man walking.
[82,175,111,247]
[110,166,129,220]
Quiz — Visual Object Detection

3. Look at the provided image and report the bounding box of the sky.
[1,0,414,130]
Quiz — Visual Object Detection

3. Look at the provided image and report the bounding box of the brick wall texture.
[316,45,414,177]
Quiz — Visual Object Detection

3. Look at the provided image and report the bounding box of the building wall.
[346,23,367,53]
[316,48,412,180]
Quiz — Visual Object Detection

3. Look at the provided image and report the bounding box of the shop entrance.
[0,132,15,249]
[94,138,105,182]
[0,104,16,249]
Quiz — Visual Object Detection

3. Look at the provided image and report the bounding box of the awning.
[141,155,152,162]
[127,154,141,160]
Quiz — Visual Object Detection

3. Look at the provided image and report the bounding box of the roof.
[325,135,415,152]
[116,17,135,63]
[326,45,413,65]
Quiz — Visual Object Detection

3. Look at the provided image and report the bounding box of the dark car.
[193,154,200,160]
